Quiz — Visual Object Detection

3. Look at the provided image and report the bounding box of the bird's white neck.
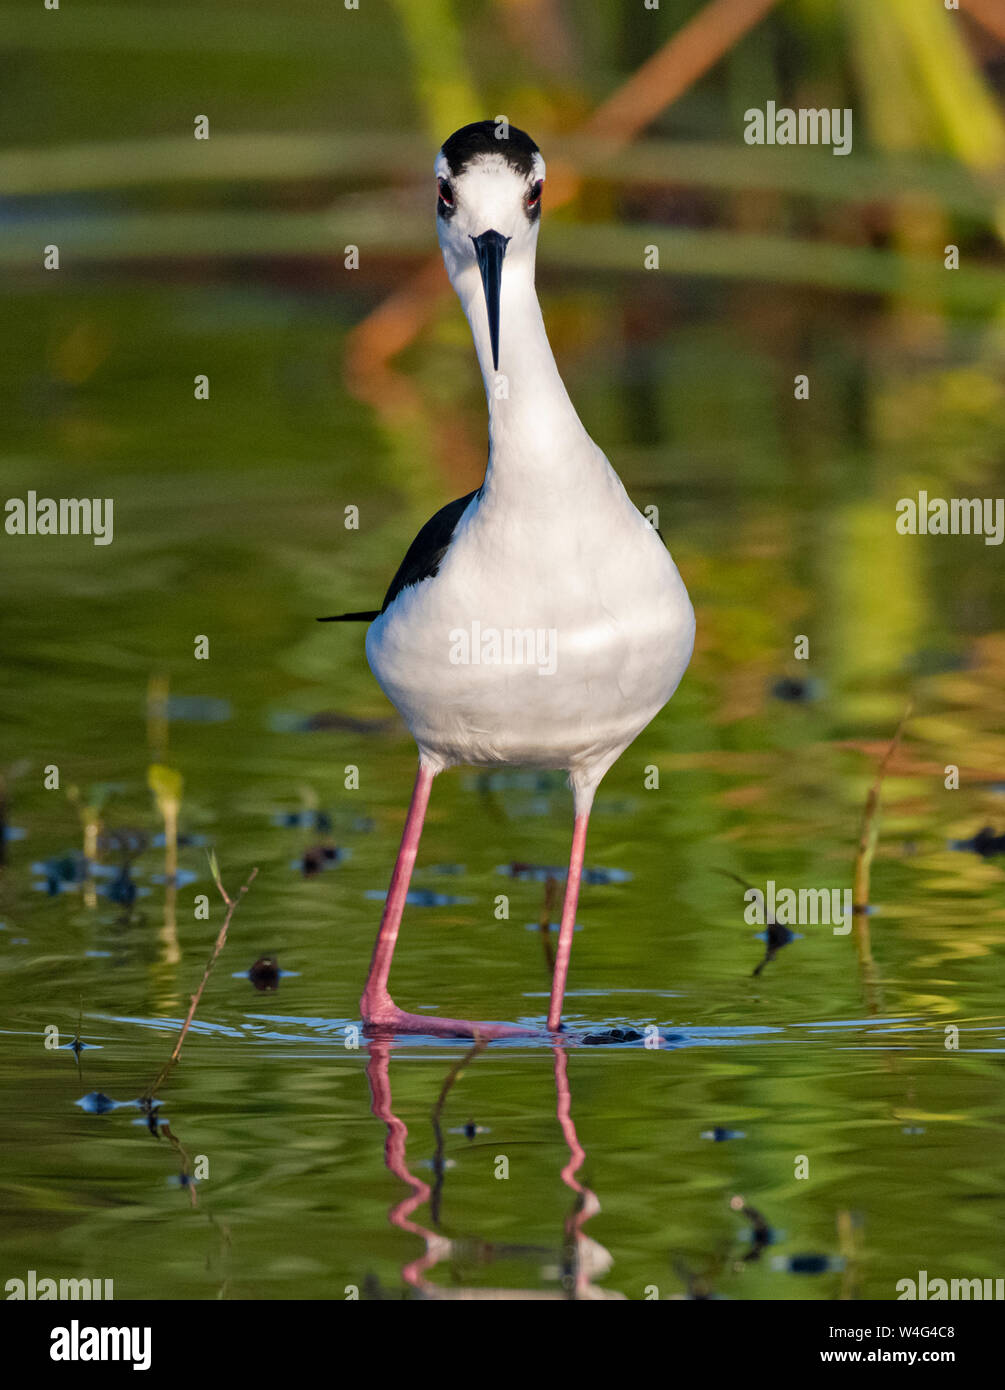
[452,258,595,496]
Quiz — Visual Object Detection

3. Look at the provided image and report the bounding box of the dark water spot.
[273,810,333,832]
[772,1253,844,1274]
[701,1127,746,1141]
[730,1196,779,1258]
[581,1027,644,1045]
[524,920,582,932]
[270,710,394,735]
[450,1121,489,1139]
[248,956,280,991]
[103,867,137,905]
[753,919,799,975]
[498,862,631,885]
[950,825,1005,858]
[98,827,148,855]
[152,830,208,848]
[32,853,87,895]
[298,845,342,876]
[233,962,299,986]
[3,826,27,842]
[364,889,473,907]
[754,924,799,947]
[75,1092,139,1115]
[771,676,822,703]
[165,694,231,723]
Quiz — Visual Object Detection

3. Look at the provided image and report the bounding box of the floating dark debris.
[523,920,582,932]
[74,1093,139,1115]
[581,1027,644,1045]
[729,1195,779,1260]
[32,853,87,895]
[950,825,1005,858]
[771,1253,845,1274]
[233,958,299,987]
[274,810,333,832]
[103,867,138,906]
[249,956,280,990]
[753,919,799,976]
[771,676,822,703]
[98,828,149,856]
[152,831,207,849]
[449,1121,490,1139]
[498,862,631,885]
[298,845,342,876]
[701,1127,747,1142]
[132,1114,168,1131]
[364,888,473,907]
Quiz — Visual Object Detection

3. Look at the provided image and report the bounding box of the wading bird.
[323,122,694,1038]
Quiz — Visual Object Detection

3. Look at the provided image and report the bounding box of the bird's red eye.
[526,180,543,207]
[437,178,454,206]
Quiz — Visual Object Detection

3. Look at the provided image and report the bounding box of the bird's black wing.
[317,489,479,623]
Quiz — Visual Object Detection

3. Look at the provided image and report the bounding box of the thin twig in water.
[851,703,912,986]
[429,1037,486,1227]
[852,703,913,917]
[144,855,258,1101]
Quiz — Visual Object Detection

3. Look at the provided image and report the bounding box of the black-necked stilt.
[322,121,695,1038]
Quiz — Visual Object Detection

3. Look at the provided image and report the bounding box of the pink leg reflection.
[365,1039,623,1299]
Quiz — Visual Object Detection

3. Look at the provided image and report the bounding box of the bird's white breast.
[366,454,694,794]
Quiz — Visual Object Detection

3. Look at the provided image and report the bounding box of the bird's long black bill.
[470,230,510,371]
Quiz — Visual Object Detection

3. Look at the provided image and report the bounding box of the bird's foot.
[361,992,541,1041]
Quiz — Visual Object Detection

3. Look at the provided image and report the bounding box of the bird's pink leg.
[547,809,591,1032]
[360,762,435,1023]
[361,762,536,1039]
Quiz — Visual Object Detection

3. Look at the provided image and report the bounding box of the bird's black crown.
[441,121,540,178]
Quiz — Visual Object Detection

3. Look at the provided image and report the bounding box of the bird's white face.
[434,149,546,280]
[434,138,546,370]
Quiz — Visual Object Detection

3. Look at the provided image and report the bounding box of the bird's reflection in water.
[365,1040,625,1300]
